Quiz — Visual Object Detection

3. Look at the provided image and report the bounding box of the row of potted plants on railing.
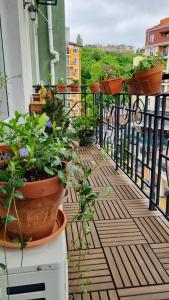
[56,55,164,96]
[90,55,164,96]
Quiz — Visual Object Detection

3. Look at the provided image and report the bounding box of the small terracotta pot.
[57,84,67,93]
[70,84,80,93]
[135,65,163,95]
[89,83,101,93]
[0,177,64,241]
[125,78,141,95]
[106,78,123,94]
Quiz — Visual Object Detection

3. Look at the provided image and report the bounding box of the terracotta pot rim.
[135,65,163,78]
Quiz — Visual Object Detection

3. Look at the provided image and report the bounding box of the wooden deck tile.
[95,219,147,246]
[66,221,101,251]
[105,244,169,289]
[122,198,161,217]
[70,290,118,300]
[117,284,169,299]
[68,248,114,294]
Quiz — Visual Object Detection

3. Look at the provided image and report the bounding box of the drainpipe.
[47,5,59,85]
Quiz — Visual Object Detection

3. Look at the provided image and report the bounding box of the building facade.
[145,17,169,92]
[0,0,66,120]
[66,42,81,115]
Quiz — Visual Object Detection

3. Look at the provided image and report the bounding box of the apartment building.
[145,17,169,92]
[66,42,82,115]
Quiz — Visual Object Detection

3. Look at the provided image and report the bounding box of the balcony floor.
[64,145,169,300]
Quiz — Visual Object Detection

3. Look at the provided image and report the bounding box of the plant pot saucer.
[0,210,67,249]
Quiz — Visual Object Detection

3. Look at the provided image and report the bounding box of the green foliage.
[58,78,66,84]
[72,115,98,132]
[42,90,70,131]
[72,79,79,84]
[81,47,134,84]
[134,55,164,73]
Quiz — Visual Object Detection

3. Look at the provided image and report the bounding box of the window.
[0,18,9,120]
[149,47,154,55]
[66,57,69,64]
[149,34,154,43]
[161,31,169,37]
[74,48,78,54]
[66,47,70,54]
[74,58,78,64]
[163,46,168,56]
[66,69,70,76]
[74,69,78,76]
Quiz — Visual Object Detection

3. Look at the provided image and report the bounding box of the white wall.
[0,0,33,117]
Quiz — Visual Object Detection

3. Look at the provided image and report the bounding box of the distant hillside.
[81,47,135,84]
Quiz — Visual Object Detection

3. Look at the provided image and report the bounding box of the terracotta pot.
[89,83,100,93]
[100,80,106,93]
[125,78,141,95]
[56,84,67,93]
[100,80,111,94]
[135,65,163,95]
[106,78,123,94]
[70,84,80,93]
[0,177,64,241]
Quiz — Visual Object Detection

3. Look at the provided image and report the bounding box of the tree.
[76,34,83,46]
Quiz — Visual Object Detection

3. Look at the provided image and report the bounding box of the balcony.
[31,87,169,299]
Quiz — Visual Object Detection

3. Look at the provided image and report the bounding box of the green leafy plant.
[73,115,98,133]
[134,55,164,73]
[58,78,66,84]
[72,79,79,84]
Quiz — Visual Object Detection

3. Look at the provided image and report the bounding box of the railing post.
[115,94,120,170]
[149,95,160,211]
[99,93,103,148]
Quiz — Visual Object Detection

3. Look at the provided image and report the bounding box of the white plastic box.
[0,231,68,300]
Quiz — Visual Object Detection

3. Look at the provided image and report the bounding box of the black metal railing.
[32,85,169,219]
[96,92,169,219]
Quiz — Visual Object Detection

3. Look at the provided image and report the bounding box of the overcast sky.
[65,0,169,49]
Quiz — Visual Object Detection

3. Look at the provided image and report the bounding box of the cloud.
[65,0,169,48]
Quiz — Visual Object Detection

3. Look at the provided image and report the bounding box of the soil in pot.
[0,176,64,241]
[135,65,163,95]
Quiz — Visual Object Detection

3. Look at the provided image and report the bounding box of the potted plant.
[0,112,77,242]
[70,79,80,93]
[134,55,164,95]
[106,70,123,94]
[72,115,98,146]
[56,78,67,93]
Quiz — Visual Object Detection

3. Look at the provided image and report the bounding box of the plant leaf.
[0,171,10,181]
[14,191,24,200]
[44,166,54,176]
[0,263,6,270]
[1,215,17,224]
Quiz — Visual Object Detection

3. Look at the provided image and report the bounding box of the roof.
[147,18,169,32]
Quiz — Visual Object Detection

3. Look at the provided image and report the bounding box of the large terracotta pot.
[56,84,67,93]
[89,83,100,93]
[0,177,64,241]
[106,78,123,94]
[135,65,163,95]
[70,84,80,93]
[100,80,111,94]
[125,78,141,95]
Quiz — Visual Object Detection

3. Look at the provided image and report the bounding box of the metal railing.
[32,85,169,219]
[96,92,169,219]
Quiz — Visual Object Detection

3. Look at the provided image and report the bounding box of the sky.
[65,0,169,49]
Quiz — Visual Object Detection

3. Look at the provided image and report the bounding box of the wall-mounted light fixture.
[23,1,38,21]
[28,4,37,21]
